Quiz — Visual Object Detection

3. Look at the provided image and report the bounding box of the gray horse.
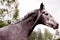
[0,3,59,40]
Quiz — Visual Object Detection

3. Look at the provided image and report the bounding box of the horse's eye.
[45,13,48,15]
[42,12,45,14]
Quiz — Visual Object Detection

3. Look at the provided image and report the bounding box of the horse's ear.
[40,3,45,11]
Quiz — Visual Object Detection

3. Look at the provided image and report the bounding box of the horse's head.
[37,3,59,29]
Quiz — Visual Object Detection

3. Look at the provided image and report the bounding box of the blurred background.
[0,0,60,40]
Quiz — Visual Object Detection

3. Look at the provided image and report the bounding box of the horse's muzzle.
[54,23,59,29]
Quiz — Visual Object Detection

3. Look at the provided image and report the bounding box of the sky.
[18,0,60,34]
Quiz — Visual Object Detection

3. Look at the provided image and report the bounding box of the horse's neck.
[21,13,38,37]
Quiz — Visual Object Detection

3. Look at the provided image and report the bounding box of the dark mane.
[22,9,40,21]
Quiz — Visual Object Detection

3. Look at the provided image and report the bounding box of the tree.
[44,28,52,40]
[28,29,44,40]
[28,28,53,40]
[0,20,6,27]
[13,4,19,20]
[0,0,19,27]
[37,29,44,40]
[28,31,37,40]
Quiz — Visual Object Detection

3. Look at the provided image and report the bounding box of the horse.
[0,3,59,40]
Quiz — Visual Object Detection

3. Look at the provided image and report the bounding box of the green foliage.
[0,9,8,17]
[6,0,15,6]
[0,20,6,27]
[0,0,19,27]
[44,29,52,40]
[13,8,18,20]
[37,30,44,40]
[7,0,15,3]
[28,30,43,40]
[13,3,19,20]
[0,20,11,28]
[28,29,53,40]
[7,20,11,24]
[28,31,37,40]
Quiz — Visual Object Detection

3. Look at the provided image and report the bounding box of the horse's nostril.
[55,23,59,29]
[57,23,59,27]
[51,25,53,27]
[53,23,59,29]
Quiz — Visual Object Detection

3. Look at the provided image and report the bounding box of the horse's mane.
[22,13,34,20]
[22,9,39,21]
